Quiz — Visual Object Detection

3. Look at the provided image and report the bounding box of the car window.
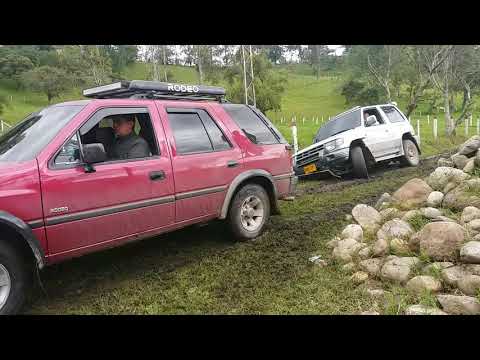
[381,106,406,123]
[363,108,385,127]
[221,104,278,145]
[197,109,231,151]
[54,134,81,166]
[168,112,214,154]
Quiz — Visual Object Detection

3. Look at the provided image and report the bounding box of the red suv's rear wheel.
[228,184,270,241]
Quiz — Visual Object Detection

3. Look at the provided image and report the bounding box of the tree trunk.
[444,80,454,136]
[196,47,204,84]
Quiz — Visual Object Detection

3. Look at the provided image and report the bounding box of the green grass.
[407,214,431,232]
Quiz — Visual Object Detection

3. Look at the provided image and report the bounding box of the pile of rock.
[327,136,480,315]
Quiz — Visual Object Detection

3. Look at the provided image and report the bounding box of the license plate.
[303,163,317,174]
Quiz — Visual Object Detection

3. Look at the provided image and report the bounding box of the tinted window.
[168,112,213,154]
[198,110,231,151]
[0,105,85,162]
[314,109,361,143]
[381,106,405,123]
[55,134,81,166]
[221,104,278,145]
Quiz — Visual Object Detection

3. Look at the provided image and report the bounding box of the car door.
[362,107,393,158]
[156,102,244,223]
[379,105,407,154]
[38,103,175,261]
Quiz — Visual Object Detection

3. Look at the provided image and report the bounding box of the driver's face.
[113,118,134,137]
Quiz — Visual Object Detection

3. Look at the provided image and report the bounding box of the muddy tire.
[227,183,270,241]
[0,241,32,315]
[400,139,420,167]
[351,146,369,178]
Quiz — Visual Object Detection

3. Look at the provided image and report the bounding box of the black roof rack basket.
[83,80,227,102]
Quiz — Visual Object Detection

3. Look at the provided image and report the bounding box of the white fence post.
[416,119,421,141]
[433,118,438,141]
[291,119,298,161]
[477,118,480,135]
[427,115,430,125]
[465,117,469,137]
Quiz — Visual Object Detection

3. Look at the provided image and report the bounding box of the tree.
[308,45,330,78]
[224,51,286,113]
[22,66,72,103]
[341,79,382,106]
[0,53,35,87]
[81,46,113,86]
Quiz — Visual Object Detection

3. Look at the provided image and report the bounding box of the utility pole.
[241,45,256,107]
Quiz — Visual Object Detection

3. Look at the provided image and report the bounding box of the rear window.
[221,104,279,145]
[381,106,406,123]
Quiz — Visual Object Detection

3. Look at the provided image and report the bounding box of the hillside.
[0,62,474,156]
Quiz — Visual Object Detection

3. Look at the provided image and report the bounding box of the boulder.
[466,219,480,234]
[406,275,443,293]
[372,237,389,257]
[377,219,415,243]
[420,207,442,219]
[426,167,470,193]
[359,258,383,276]
[431,216,457,223]
[332,238,366,263]
[402,210,422,222]
[458,135,480,156]
[405,304,448,315]
[460,241,480,263]
[461,206,480,224]
[408,232,422,252]
[380,256,420,283]
[390,238,410,255]
[379,208,401,222]
[427,191,444,207]
[443,178,480,210]
[438,157,455,168]
[464,159,476,174]
[440,265,480,286]
[392,178,433,208]
[437,294,480,315]
[351,271,369,284]
[341,262,356,273]
[418,222,467,261]
[422,262,454,275]
[451,153,470,169]
[375,192,392,210]
[341,224,363,242]
[352,204,381,231]
[475,149,480,167]
[358,246,372,260]
[326,237,340,249]
[457,275,480,296]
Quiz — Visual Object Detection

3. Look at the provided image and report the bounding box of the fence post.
[1,120,3,133]
[291,119,298,162]
[416,119,421,142]
[427,115,430,125]
[433,118,438,141]
[465,117,469,137]
[470,114,473,127]
[302,117,305,125]
[477,118,480,135]
[321,115,324,123]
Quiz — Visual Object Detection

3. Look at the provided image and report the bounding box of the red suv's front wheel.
[228,184,270,241]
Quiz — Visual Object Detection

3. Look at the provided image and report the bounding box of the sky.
[139,45,346,63]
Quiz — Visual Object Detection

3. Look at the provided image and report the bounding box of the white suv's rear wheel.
[401,139,419,167]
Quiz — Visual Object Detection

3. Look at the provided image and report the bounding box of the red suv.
[0,80,296,314]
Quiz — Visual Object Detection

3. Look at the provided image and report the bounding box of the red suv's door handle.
[149,171,166,181]
[227,160,239,168]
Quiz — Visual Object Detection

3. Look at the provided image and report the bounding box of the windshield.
[0,105,85,162]
[314,109,361,143]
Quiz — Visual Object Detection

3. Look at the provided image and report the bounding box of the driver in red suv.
[0,80,296,314]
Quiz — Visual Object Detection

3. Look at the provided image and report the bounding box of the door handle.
[227,160,239,168]
[149,170,166,181]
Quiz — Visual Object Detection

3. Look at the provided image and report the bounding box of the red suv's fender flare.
[0,211,46,270]
[219,170,279,220]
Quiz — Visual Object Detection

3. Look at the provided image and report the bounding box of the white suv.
[293,104,420,178]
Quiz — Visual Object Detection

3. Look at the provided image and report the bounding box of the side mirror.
[83,143,107,165]
[365,115,378,127]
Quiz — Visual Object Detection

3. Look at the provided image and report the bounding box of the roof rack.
[83,80,227,102]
